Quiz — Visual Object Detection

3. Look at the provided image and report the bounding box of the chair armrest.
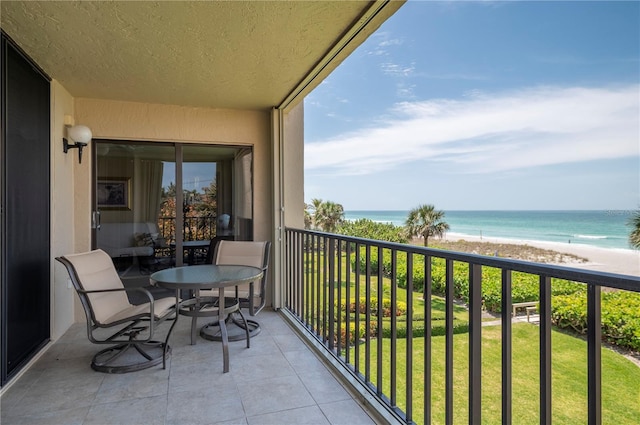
[79,287,158,318]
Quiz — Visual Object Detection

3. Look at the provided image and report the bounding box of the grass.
[301,248,640,422]
[350,323,640,424]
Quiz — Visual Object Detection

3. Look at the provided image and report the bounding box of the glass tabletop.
[150,264,263,290]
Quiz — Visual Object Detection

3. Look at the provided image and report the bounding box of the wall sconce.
[63,124,92,164]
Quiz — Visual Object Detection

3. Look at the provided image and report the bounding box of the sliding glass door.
[94,141,253,279]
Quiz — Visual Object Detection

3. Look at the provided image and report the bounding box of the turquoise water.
[343,210,636,251]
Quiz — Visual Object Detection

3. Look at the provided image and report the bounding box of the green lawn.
[302,249,640,422]
[350,323,640,424]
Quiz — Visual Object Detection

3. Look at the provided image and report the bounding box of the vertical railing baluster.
[365,244,372,383]
[540,275,552,425]
[377,246,384,396]
[285,230,290,311]
[305,233,310,327]
[501,269,513,425]
[391,250,398,407]
[355,242,361,375]
[295,231,300,315]
[294,231,299,315]
[287,230,292,311]
[469,263,482,424]
[405,252,413,424]
[588,284,601,425]
[328,238,336,350]
[313,236,322,337]
[310,235,315,333]
[308,233,313,329]
[298,232,303,319]
[323,236,328,343]
[445,259,454,425]
[424,255,432,425]
[336,238,342,355]
[345,241,352,364]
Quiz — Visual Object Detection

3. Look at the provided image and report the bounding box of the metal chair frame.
[56,252,178,373]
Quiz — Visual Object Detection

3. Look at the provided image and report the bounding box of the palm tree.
[304,199,344,232]
[405,204,450,247]
[629,210,640,249]
[316,201,344,233]
[306,198,324,230]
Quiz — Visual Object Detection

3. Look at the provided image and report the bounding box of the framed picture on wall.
[97,177,131,210]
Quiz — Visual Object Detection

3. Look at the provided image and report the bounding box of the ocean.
[343,210,636,251]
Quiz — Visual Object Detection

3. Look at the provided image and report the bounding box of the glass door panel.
[95,142,175,278]
[95,142,253,272]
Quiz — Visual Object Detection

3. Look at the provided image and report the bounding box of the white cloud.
[381,62,415,77]
[305,85,639,176]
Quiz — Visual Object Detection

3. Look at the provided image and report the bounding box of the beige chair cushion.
[201,241,266,300]
[64,249,175,325]
[63,249,132,324]
[215,241,266,297]
[104,296,176,324]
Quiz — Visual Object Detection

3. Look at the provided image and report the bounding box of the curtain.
[134,159,163,224]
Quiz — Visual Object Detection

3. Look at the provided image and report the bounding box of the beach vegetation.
[552,290,640,351]
[336,218,408,243]
[405,204,450,246]
[629,209,640,248]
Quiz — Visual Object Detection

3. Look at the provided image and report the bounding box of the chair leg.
[91,341,171,374]
[235,308,251,348]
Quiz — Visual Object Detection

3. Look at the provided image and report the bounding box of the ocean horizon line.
[342,210,635,251]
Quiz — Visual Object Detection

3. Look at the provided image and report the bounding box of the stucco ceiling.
[1,1,403,111]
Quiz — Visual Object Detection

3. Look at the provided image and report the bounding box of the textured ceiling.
[1,1,403,111]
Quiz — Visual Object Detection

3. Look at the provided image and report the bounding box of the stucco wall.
[51,81,81,337]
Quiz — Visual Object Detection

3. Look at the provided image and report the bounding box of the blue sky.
[304,1,639,211]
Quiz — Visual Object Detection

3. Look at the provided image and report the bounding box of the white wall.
[50,80,81,338]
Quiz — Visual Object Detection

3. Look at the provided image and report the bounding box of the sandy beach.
[443,233,640,277]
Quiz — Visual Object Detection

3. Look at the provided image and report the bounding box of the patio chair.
[194,240,271,341]
[56,249,177,373]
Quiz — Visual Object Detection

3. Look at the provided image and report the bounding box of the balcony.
[2,228,638,425]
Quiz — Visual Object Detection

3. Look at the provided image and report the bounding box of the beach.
[442,233,640,277]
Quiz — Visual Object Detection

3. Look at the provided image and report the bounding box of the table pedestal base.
[200,314,261,341]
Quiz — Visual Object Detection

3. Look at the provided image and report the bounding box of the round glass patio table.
[150,264,263,373]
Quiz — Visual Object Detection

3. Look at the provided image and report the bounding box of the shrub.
[552,290,640,351]
[337,218,408,244]
[341,297,407,317]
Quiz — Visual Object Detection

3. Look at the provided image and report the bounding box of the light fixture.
[63,124,92,164]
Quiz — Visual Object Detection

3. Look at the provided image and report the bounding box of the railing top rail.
[286,227,640,292]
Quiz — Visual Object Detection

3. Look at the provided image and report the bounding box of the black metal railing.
[283,228,640,425]
[157,215,217,244]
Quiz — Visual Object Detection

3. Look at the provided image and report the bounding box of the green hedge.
[552,291,640,351]
[349,247,639,352]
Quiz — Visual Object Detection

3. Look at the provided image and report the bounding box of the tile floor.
[0,309,378,425]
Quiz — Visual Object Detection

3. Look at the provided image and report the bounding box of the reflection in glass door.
[94,142,253,277]
[95,142,175,281]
